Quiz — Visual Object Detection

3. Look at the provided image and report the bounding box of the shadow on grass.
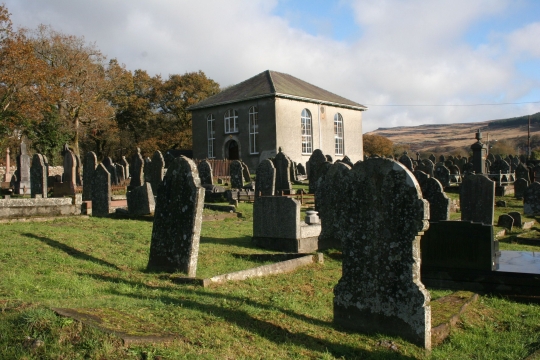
[108,288,413,359]
[22,233,120,270]
[200,236,260,250]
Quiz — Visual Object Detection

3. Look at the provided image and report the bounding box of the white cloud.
[3,0,540,133]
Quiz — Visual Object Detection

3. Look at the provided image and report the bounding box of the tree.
[363,134,394,157]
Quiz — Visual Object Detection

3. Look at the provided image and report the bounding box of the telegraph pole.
[528,115,531,160]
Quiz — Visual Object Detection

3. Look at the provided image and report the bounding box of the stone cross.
[197,159,213,185]
[460,174,495,225]
[130,148,145,187]
[82,152,97,201]
[30,153,48,198]
[150,150,165,195]
[333,158,431,349]
[92,163,111,217]
[229,160,244,189]
[147,156,205,276]
[254,159,276,197]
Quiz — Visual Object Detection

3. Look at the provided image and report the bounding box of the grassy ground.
[0,198,539,359]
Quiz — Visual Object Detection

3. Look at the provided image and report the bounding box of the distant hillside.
[366,112,540,153]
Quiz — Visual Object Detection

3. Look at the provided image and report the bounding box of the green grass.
[0,201,539,359]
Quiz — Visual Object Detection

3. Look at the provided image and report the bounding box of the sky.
[4,0,540,133]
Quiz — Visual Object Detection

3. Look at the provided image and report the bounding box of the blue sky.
[4,0,540,132]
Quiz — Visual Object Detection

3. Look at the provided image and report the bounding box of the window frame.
[249,106,259,154]
[334,113,344,156]
[224,109,239,134]
[301,109,313,155]
[207,114,215,158]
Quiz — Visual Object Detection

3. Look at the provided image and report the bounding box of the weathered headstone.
[229,160,244,189]
[82,152,97,201]
[333,158,431,349]
[490,159,510,174]
[149,150,165,195]
[460,174,495,225]
[273,149,292,194]
[30,154,47,198]
[75,154,83,186]
[515,163,530,182]
[102,157,118,185]
[91,164,111,217]
[297,163,306,176]
[325,154,333,163]
[241,161,251,183]
[254,159,275,197]
[147,156,205,276]
[130,148,145,187]
[144,157,152,183]
[416,159,435,177]
[429,154,436,163]
[439,155,445,163]
[289,160,298,182]
[524,182,540,215]
[127,182,155,216]
[14,141,31,194]
[62,144,76,186]
[434,164,450,188]
[4,147,11,183]
[341,155,354,168]
[497,214,514,231]
[508,211,523,227]
[116,164,125,184]
[422,177,450,221]
[120,156,130,180]
[316,161,351,250]
[514,178,529,199]
[399,152,414,171]
[307,149,328,194]
[197,159,213,185]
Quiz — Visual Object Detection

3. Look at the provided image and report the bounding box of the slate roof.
[187,70,367,111]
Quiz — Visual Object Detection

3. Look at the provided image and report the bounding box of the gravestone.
[511,157,520,170]
[273,149,293,194]
[325,154,333,163]
[4,147,11,183]
[116,164,125,184]
[297,163,306,176]
[14,141,31,194]
[289,161,298,182]
[316,161,351,250]
[333,158,431,349]
[307,149,328,194]
[514,178,529,199]
[422,177,450,221]
[127,183,155,216]
[508,211,523,227]
[429,154,436,163]
[130,148,145,187]
[254,159,275,197]
[102,157,118,185]
[147,156,205,276]
[120,156,130,181]
[62,145,76,186]
[439,155,445,163]
[416,159,435,177]
[91,164,111,217]
[150,150,165,195]
[490,159,510,174]
[497,214,514,231]
[460,174,495,225]
[197,159,213,185]
[456,157,467,172]
[229,160,244,189]
[448,164,460,175]
[520,155,527,164]
[524,182,540,215]
[341,155,354,167]
[144,157,152,183]
[30,154,47,198]
[399,152,414,171]
[444,160,454,168]
[241,161,251,183]
[434,164,450,188]
[516,163,530,182]
[75,154,83,186]
[82,152,97,201]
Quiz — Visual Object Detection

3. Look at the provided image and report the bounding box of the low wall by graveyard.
[0,196,81,219]
[0,166,64,178]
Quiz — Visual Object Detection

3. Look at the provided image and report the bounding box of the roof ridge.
[267,70,276,94]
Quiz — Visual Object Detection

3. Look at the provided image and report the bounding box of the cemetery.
[1,137,540,359]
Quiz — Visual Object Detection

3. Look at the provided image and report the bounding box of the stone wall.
[0,166,64,177]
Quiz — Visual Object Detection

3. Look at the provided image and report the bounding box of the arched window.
[207,114,215,158]
[334,113,344,155]
[301,109,312,154]
[249,106,258,154]
[224,109,238,133]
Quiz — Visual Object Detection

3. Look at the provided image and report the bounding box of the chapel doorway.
[227,140,239,160]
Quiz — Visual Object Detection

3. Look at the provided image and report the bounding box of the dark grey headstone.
[82,152,97,201]
[508,212,523,227]
[253,196,299,240]
[75,154,83,186]
[333,158,431,349]
[289,161,298,182]
[229,160,244,189]
[147,156,205,276]
[120,156,130,180]
[307,149,327,193]
[514,178,529,199]
[325,154,333,163]
[127,183,155,216]
[460,174,495,225]
[241,161,251,183]
[416,159,434,177]
[62,148,76,186]
[487,153,495,162]
[144,157,152,183]
[92,164,111,217]
[524,182,540,215]
[434,164,450,188]
[254,159,275,197]
[297,163,306,176]
[197,159,213,185]
[444,160,454,168]
[423,177,450,221]
[130,149,145,187]
[399,153,414,171]
[429,154,436,163]
[116,164,125,184]
[341,156,354,168]
[516,163,530,182]
[439,155,445,163]
[317,161,351,250]
[497,214,514,231]
[273,150,292,194]
[490,159,510,174]
[149,150,165,195]
[102,157,118,185]
[30,154,47,198]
